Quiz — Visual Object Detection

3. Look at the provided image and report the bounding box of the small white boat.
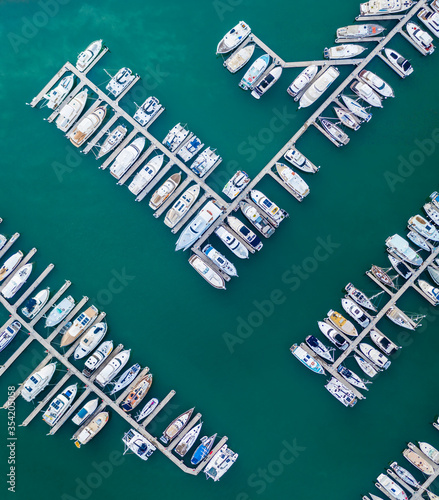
[408,214,439,241]
[175,422,203,457]
[336,24,385,38]
[0,321,21,353]
[418,279,439,305]
[55,89,89,132]
[96,125,128,159]
[175,200,223,251]
[299,67,339,108]
[43,384,77,426]
[21,288,50,319]
[74,411,109,447]
[69,105,107,147]
[2,263,33,299]
[215,226,249,259]
[164,184,200,228]
[350,81,382,107]
[360,343,391,369]
[360,0,414,15]
[190,147,220,177]
[177,136,204,162]
[216,21,251,54]
[82,340,114,377]
[109,363,141,395]
[222,171,250,200]
[71,398,99,425]
[318,321,350,350]
[334,107,361,131]
[45,295,75,327]
[240,202,276,238]
[389,462,421,489]
[376,473,409,500]
[122,429,156,460]
[204,444,238,481]
[129,155,164,196]
[21,362,57,402]
[95,349,131,387]
[239,54,271,90]
[110,137,146,180]
[149,172,181,210]
[341,298,370,328]
[0,251,23,282]
[250,190,289,226]
[133,96,161,126]
[341,95,372,122]
[283,148,319,173]
[290,344,325,375]
[386,306,417,330]
[106,67,135,97]
[224,44,255,73]
[60,305,99,347]
[428,265,439,285]
[73,322,108,360]
[76,40,103,72]
[189,255,226,289]
[135,398,159,422]
[202,244,238,277]
[324,44,366,59]
[407,230,430,251]
[287,65,318,98]
[44,74,74,110]
[251,66,283,99]
[418,8,439,37]
[227,216,263,251]
[370,329,400,355]
[424,202,439,225]
[354,354,380,377]
[406,22,435,54]
[388,254,412,280]
[383,48,413,76]
[419,442,439,464]
[325,377,357,407]
[275,163,310,200]
[345,283,376,311]
[386,234,423,266]
[359,70,394,97]
[320,118,350,146]
[162,123,189,152]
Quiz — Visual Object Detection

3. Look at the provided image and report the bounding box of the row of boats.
[363,435,439,500]
[290,193,439,406]
[0,243,237,476]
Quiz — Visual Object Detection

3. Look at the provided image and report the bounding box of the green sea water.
[1,1,439,499]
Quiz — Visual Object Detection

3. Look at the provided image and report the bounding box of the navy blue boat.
[190,433,217,466]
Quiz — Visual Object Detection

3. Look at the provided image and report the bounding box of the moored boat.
[424,202,439,225]
[350,80,382,107]
[418,8,439,37]
[250,190,288,227]
[95,349,131,387]
[305,335,334,362]
[160,407,194,444]
[60,305,99,347]
[409,214,439,241]
[224,44,255,73]
[2,263,33,299]
[190,147,220,177]
[129,155,164,196]
[133,96,161,126]
[76,39,103,72]
[419,441,439,464]
[359,70,394,97]
[69,105,107,147]
[74,411,109,448]
[96,125,128,159]
[0,251,23,282]
[386,306,418,330]
[109,363,141,396]
[386,234,423,267]
[327,310,358,337]
[164,185,200,228]
[21,288,50,319]
[251,66,283,99]
[354,354,380,377]
[122,429,156,460]
[149,172,181,210]
[43,384,77,426]
[325,377,357,407]
[215,226,249,259]
[82,340,114,377]
[191,433,217,465]
[239,202,276,238]
[389,462,421,489]
[337,365,368,390]
[283,148,319,173]
[72,398,99,425]
[135,398,159,423]
[0,321,21,353]
[370,329,400,355]
[290,344,325,374]
[275,163,310,200]
[204,445,238,481]
[121,373,153,412]
[336,24,385,38]
[388,254,413,280]
[376,473,409,500]
[334,107,361,131]
[73,322,108,360]
[359,342,391,369]
[44,74,74,110]
[188,255,226,290]
[162,123,189,152]
[418,279,439,305]
[345,283,376,311]
[21,362,57,402]
[106,67,135,97]
[324,44,366,59]
[383,48,413,77]
[217,21,251,54]
[203,244,238,277]
[45,295,75,327]
[239,54,271,90]
[360,0,414,15]
[110,137,146,180]
[287,65,318,98]
[403,448,434,475]
[299,67,339,108]
[371,265,394,287]
[175,421,203,457]
[341,298,370,328]
[428,265,439,285]
[406,22,435,54]
[55,89,89,132]
[320,118,350,146]
[222,171,250,200]
[341,95,372,122]
[227,216,263,251]
[407,230,430,251]
[177,136,204,162]
[318,321,350,350]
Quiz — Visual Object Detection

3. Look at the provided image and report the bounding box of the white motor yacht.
[215,226,249,259]
[406,22,435,54]
[76,40,103,72]
[350,80,383,107]
[324,44,366,59]
[0,321,21,353]
[224,44,255,73]
[55,89,88,132]
[216,21,251,54]
[188,255,226,290]
[95,349,131,387]
[283,148,319,173]
[251,66,283,99]
[73,322,108,360]
[43,384,77,426]
[383,48,414,76]
[110,137,146,179]
[21,363,57,402]
[418,8,439,37]
[275,163,310,200]
[240,202,276,238]
[287,65,318,98]
[21,288,50,319]
[360,0,414,16]
[69,105,107,147]
[129,155,164,196]
[0,251,23,282]
[359,70,394,97]
[2,263,33,299]
[386,234,423,266]
[164,185,200,228]
[250,190,289,226]
[96,125,128,159]
[44,74,74,110]
[299,67,339,108]
[45,295,75,327]
[203,244,238,277]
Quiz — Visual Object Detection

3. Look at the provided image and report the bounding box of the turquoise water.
[1,1,439,499]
